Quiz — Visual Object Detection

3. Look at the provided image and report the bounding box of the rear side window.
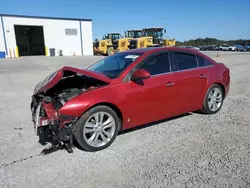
[173,52,198,71]
[137,53,170,75]
[197,56,213,67]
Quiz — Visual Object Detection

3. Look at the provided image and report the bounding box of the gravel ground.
[0,51,249,188]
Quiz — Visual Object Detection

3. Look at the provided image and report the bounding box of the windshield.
[127,31,143,38]
[87,52,143,79]
[111,34,120,40]
[144,30,163,38]
[102,34,121,40]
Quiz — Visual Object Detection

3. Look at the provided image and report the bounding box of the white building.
[0,14,93,58]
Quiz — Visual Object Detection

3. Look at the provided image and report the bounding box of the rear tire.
[201,84,224,114]
[72,105,120,152]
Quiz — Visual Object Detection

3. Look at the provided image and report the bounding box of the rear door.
[195,54,215,104]
[168,50,208,113]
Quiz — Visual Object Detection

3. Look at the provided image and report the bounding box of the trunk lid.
[33,66,111,95]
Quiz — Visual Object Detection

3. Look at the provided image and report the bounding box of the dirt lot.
[0,51,249,188]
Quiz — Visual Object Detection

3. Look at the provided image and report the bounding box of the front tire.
[201,84,224,114]
[72,105,120,152]
[107,47,114,56]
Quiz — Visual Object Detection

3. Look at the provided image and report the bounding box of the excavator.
[93,33,122,56]
[112,29,143,53]
[128,27,176,50]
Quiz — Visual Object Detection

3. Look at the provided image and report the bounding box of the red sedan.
[31,47,230,153]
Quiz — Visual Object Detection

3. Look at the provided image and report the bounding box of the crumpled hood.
[33,66,111,95]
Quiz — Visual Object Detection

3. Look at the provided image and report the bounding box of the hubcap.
[83,112,116,147]
[207,87,223,111]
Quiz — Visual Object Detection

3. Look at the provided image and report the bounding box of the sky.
[0,0,249,41]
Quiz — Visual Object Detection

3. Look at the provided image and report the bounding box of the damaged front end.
[31,66,110,153]
[31,93,79,153]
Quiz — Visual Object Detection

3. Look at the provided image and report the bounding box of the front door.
[123,52,178,128]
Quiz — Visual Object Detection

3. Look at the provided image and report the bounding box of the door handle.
[200,74,206,79]
[166,82,175,87]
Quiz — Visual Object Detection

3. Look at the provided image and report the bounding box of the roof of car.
[119,46,199,54]
[120,47,159,53]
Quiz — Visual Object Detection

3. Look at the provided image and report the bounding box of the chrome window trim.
[123,50,215,82]
[149,64,214,78]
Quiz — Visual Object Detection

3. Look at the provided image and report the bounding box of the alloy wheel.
[83,111,116,148]
[207,87,223,112]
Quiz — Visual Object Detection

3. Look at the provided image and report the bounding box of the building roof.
[0,13,92,22]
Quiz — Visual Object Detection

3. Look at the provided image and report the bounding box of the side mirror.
[131,69,151,81]
[164,29,166,33]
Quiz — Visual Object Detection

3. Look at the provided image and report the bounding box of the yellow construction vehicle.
[144,27,176,47]
[93,33,122,56]
[164,38,176,46]
[112,29,143,53]
[128,28,176,49]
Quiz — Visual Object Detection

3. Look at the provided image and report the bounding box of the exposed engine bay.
[30,68,108,153]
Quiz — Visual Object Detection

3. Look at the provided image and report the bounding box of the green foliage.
[176,38,250,46]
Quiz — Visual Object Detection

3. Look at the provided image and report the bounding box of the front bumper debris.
[31,99,77,153]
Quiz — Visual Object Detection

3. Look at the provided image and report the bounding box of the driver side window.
[137,53,170,76]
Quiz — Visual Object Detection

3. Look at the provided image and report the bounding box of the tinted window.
[173,52,198,71]
[137,53,170,75]
[197,56,213,67]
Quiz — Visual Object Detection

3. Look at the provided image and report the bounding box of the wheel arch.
[80,102,124,131]
[212,82,226,99]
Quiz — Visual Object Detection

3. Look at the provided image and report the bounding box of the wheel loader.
[93,33,122,56]
[112,29,143,53]
[164,38,176,47]
[128,28,176,50]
